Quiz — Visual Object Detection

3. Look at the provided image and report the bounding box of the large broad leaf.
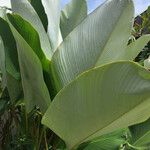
[51,0,134,91]
[0,10,22,102]
[7,14,49,72]
[11,0,52,59]
[78,129,130,150]
[60,0,87,39]
[7,17,51,113]
[42,61,150,149]
[7,13,55,98]
[41,0,62,50]
[130,118,150,147]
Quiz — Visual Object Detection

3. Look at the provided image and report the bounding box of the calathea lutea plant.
[0,0,150,149]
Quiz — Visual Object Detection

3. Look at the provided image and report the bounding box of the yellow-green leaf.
[42,61,150,149]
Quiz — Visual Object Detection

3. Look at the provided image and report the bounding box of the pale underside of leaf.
[42,0,62,51]
[42,61,150,149]
[96,35,150,81]
[60,0,87,39]
[51,0,134,91]
[11,0,52,60]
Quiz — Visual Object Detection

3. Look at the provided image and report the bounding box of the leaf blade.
[30,0,48,32]
[51,0,134,91]
[41,0,62,50]
[8,16,51,112]
[130,118,150,147]
[11,0,52,59]
[42,61,150,148]
[125,35,150,61]
[60,0,87,39]
[0,11,22,102]
[78,129,130,150]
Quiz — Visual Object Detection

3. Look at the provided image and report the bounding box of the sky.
[0,0,150,16]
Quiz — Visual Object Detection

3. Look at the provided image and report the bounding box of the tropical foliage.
[0,0,150,149]
[134,6,150,65]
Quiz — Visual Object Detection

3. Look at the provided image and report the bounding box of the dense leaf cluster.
[0,0,150,150]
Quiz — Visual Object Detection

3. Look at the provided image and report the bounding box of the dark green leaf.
[130,118,150,147]
[30,0,48,32]
[7,15,51,113]
[7,14,55,98]
[11,0,52,59]
[0,13,22,103]
[78,129,131,150]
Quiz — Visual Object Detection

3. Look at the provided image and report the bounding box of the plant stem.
[24,107,28,133]
[127,143,147,150]
[37,126,45,150]
[44,129,48,150]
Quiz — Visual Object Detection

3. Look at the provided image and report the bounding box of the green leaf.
[97,36,150,67]
[7,13,55,98]
[0,35,6,89]
[0,17,20,79]
[8,14,55,97]
[30,0,48,32]
[60,0,87,39]
[7,16,51,113]
[108,35,150,69]
[130,118,150,147]
[78,129,130,150]
[51,0,134,91]
[144,58,150,70]
[11,0,52,59]
[0,13,22,102]
[41,0,62,50]
[0,8,7,89]
[7,14,49,71]
[125,35,150,61]
[42,61,150,149]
